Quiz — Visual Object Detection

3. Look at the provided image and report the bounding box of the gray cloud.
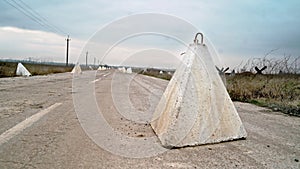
[0,0,299,68]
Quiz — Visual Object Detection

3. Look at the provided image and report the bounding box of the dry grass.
[138,68,173,81]
[0,61,73,77]
[23,63,73,75]
[227,74,300,116]
[141,71,172,81]
[0,62,17,77]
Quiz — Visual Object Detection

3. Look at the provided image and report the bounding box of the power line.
[12,0,65,35]
[3,0,53,33]
[3,0,66,35]
[18,0,66,35]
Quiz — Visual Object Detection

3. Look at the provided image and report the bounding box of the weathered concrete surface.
[16,63,31,76]
[151,44,247,148]
[117,67,126,73]
[126,67,132,74]
[98,66,107,71]
[0,70,299,168]
[71,64,82,74]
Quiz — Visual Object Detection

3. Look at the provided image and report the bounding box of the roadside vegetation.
[227,54,300,116]
[137,68,173,81]
[0,61,73,77]
[227,74,300,116]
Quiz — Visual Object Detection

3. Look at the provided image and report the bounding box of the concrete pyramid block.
[16,63,31,76]
[98,66,106,70]
[71,64,82,74]
[118,67,126,73]
[151,35,247,148]
[126,67,132,74]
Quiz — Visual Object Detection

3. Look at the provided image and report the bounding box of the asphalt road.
[0,70,299,169]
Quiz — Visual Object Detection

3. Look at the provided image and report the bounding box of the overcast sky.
[0,0,299,68]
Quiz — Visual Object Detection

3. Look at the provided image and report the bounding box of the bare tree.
[237,48,299,74]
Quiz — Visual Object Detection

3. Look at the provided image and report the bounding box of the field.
[137,68,173,80]
[227,74,300,116]
[0,61,73,77]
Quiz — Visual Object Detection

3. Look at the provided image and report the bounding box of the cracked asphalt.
[0,70,299,168]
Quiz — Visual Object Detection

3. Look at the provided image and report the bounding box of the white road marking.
[103,73,110,77]
[90,73,110,83]
[0,102,62,146]
[90,79,100,83]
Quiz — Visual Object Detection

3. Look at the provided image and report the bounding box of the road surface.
[0,70,299,168]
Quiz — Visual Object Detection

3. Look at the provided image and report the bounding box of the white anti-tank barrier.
[151,33,247,148]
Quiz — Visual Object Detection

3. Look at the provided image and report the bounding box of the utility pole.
[86,51,88,67]
[94,57,96,66]
[65,35,71,66]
